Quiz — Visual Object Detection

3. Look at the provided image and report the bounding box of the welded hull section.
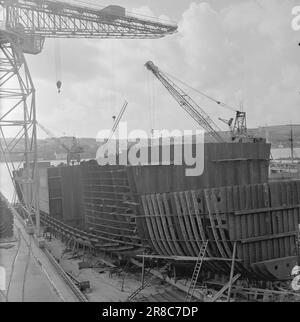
[127,142,271,194]
[81,163,142,253]
[137,180,300,280]
[79,142,271,254]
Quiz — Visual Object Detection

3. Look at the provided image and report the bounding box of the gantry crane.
[37,122,83,165]
[0,0,177,235]
[145,61,226,143]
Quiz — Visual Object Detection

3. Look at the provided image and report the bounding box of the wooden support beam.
[227,241,237,302]
[210,274,241,302]
[240,231,297,244]
[136,254,242,262]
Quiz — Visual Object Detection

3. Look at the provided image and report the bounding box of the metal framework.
[2,0,177,45]
[37,122,83,165]
[232,111,247,141]
[145,61,225,143]
[0,0,177,236]
[0,33,40,231]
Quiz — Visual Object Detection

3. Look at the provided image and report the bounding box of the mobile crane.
[145,61,249,143]
[37,122,83,165]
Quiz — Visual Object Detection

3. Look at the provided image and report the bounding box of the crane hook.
[56,80,62,93]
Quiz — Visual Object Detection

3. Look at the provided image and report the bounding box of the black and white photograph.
[0,0,300,307]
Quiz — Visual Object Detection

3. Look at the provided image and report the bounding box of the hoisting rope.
[163,69,238,113]
[54,39,62,93]
[110,40,117,120]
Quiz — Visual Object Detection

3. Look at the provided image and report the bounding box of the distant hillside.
[1,124,299,162]
[252,124,300,148]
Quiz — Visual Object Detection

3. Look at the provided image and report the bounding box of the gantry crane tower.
[0,0,177,235]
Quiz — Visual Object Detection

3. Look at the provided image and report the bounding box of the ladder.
[185,240,208,302]
[128,280,153,302]
[128,262,170,302]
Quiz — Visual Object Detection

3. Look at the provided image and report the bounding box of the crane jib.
[0,0,177,48]
[145,61,225,143]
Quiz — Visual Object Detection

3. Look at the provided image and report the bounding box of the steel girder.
[0,32,40,234]
[1,0,177,46]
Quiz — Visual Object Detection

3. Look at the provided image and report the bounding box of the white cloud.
[15,0,300,139]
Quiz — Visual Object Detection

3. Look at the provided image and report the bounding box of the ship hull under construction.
[13,141,300,281]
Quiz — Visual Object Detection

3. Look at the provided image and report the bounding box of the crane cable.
[54,39,62,93]
[110,41,117,120]
[151,75,156,133]
[163,70,237,113]
[147,71,155,135]
[146,70,151,134]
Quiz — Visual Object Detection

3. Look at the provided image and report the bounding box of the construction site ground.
[0,230,60,302]
[45,237,188,302]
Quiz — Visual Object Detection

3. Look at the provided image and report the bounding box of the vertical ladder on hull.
[185,240,208,302]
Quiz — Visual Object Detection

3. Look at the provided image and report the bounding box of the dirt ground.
[45,237,167,302]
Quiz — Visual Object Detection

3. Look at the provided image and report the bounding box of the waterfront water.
[0,160,65,201]
[1,148,299,200]
[0,162,15,201]
[272,147,300,160]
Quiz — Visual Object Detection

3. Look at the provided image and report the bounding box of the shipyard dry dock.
[12,139,300,302]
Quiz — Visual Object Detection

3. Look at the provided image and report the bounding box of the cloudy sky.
[23,0,300,138]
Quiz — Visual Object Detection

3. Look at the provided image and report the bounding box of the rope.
[151,75,155,133]
[110,40,116,119]
[146,72,153,135]
[163,70,237,113]
[54,39,62,82]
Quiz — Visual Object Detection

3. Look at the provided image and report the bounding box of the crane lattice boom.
[37,122,83,165]
[0,0,177,54]
[37,122,70,152]
[145,61,225,143]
